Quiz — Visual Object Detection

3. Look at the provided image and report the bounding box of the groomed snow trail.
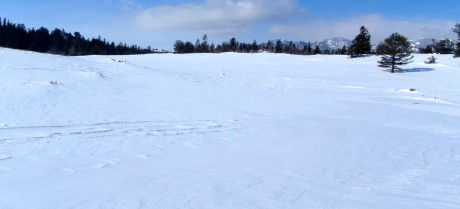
[1,48,460,209]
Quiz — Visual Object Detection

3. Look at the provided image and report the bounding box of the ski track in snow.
[0,120,241,143]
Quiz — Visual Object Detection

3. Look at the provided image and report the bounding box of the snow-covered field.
[1,47,460,209]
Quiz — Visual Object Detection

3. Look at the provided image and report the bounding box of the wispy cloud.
[129,1,457,48]
[103,0,142,11]
[270,15,457,43]
[135,0,301,35]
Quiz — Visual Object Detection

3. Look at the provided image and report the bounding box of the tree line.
[174,25,460,58]
[419,39,457,54]
[2,16,459,61]
[174,35,348,55]
[173,24,460,73]
[0,17,153,55]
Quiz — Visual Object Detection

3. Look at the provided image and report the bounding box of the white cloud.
[136,0,300,35]
[103,0,142,11]
[270,15,457,43]
[129,2,457,48]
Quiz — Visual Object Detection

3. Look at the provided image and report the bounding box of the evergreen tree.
[7,23,29,49]
[194,39,201,52]
[287,41,298,54]
[221,42,230,52]
[432,39,454,54]
[349,26,371,58]
[200,34,209,53]
[306,42,312,55]
[0,17,4,47]
[0,17,152,55]
[454,24,460,57]
[174,40,185,53]
[70,32,83,55]
[301,45,308,55]
[266,40,274,52]
[377,33,413,73]
[49,28,66,54]
[240,43,249,53]
[29,27,50,52]
[184,41,195,53]
[275,39,283,53]
[215,44,222,53]
[419,45,433,54]
[210,43,215,53]
[340,45,348,55]
[314,45,321,54]
[251,40,259,52]
[229,37,238,52]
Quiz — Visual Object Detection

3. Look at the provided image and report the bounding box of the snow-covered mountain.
[261,37,352,51]
[316,37,352,51]
[410,38,435,49]
[260,37,450,53]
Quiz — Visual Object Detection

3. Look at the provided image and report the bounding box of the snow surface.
[1,48,460,209]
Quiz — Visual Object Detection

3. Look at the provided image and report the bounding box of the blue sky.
[1,0,459,49]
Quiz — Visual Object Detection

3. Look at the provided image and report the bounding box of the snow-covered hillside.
[410,38,435,49]
[1,48,460,209]
[317,37,352,51]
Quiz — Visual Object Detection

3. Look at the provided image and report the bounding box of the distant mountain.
[409,38,434,50]
[260,37,445,53]
[408,38,456,52]
[260,37,352,52]
[317,37,352,51]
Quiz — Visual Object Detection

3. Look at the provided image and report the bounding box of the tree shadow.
[395,68,435,73]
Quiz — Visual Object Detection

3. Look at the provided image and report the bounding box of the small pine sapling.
[424,56,437,64]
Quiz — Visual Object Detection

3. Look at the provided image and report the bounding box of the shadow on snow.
[385,68,435,73]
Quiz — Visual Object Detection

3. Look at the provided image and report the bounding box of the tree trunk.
[391,54,395,73]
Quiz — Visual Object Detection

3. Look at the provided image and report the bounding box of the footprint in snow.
[90,158,122,169]
[91,163,109,169]
[61,168,78,174]
[104,158,122,165]
[0,166,13,173]
[135,154,150,160]
[0,156,13,161]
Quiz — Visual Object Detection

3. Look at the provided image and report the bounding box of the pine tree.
[174,40,185,53]
[194,39,201,53]
[452,24,460,57]
[229,37,238,52]
[275,39,283,53]
[349,26,371,58]
[432,39,454,54]
[314,45,321,54]
[251,40,259,52]
[200,34,209,53]
[266,40,274,52]
[210,43,215,53]
[287,41,299,54]
[377,33,413,73]
[301,45,308,55]
[215,44,222,53]
[419,45,433,54]
[70,32,83,55]
[184,41,195,53]
[340,45,348,55]
[29,27,50,52]
[307,42,312,54]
